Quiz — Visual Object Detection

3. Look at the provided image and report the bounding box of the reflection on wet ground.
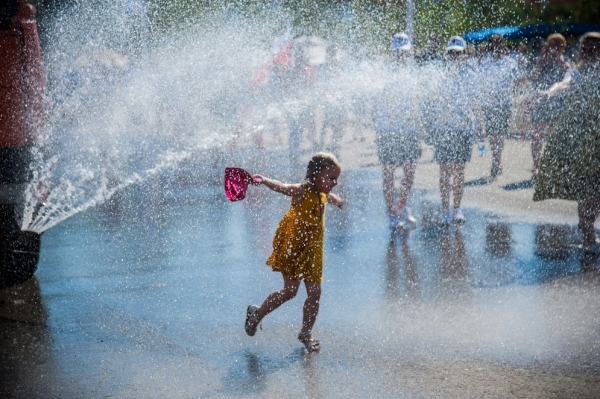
[1,169,599,398]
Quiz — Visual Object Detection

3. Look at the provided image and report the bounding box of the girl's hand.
[252,174,264,185]
[327,193,343,209]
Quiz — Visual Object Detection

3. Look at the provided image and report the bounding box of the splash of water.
[20,2,527,233]
[21,148,192,233]
[20,5,276,233]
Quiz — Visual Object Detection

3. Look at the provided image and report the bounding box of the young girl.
[245,152,343,352]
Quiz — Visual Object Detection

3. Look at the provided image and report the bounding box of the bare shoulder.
[291,184,306,206]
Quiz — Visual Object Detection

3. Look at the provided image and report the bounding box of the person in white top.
[373,33,426,229]
[429,36,485,225]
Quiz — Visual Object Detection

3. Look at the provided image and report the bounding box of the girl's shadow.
[222,348,306,396]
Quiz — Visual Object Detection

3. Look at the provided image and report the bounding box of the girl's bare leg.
[452,162,466,209]
[578,195,600,247]
[382,166,396,216]
[439,164,451,212]
[300,281,322,335]
[256,275,300,322]
[397,162,416,210]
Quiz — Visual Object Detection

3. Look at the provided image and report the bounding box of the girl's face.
[313,166,341,194]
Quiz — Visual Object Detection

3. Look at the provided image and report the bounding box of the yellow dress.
[266,188,326,283]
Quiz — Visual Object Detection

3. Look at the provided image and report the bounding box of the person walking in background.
[247,35,317,169]
[245,152,343,352]
[514,42,532,74]
[281,46,317,169]
[478,35,519,179]
[534,32,600,254]
[528,33,571,179]
[430,36,485,225]
[231,34,295,152]
[316,44,349,158]
[374,33,425,228]
[511,42,534,146]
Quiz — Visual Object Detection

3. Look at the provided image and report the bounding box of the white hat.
[391,33,411,51]
[446,36,466,52]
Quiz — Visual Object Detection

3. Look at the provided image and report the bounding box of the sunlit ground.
[1,140,599,398]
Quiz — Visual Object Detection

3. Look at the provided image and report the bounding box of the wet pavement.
[1,168,599,398]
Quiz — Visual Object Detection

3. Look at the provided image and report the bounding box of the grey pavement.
[1,159,599,398]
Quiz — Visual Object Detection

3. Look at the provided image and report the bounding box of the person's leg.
[485,107,502,177]
[531,122,546,177]
[256,275,301,322]
[287,114,304,167]
[452,162,466,209]
[397,162,417,210]
[329,118,346,158]
[382,165,396,216]
[253,124,266,150]
[489,131,504,177]
[490,104,510,177]
[439,163,451,212]
[578,195,600,247]
[300,281,322,335]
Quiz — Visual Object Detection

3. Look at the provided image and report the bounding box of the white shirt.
[478,54,519,107]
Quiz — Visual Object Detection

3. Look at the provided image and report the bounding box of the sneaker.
[389,215,401,229]
[440,210,452,226]
[398,207,417,225]
[245,304,260,336]
[452,208,466,224]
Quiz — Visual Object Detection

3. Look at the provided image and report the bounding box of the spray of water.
[21,2,526,234]
[20,4,278,232]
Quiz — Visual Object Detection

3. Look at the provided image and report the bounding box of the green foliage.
[144,0,598,50]
[528,0,600,24]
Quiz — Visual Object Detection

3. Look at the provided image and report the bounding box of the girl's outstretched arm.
[253,175,305,203]
[327,193,343,209]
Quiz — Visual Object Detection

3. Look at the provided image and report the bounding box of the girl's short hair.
[305,152,342,180]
